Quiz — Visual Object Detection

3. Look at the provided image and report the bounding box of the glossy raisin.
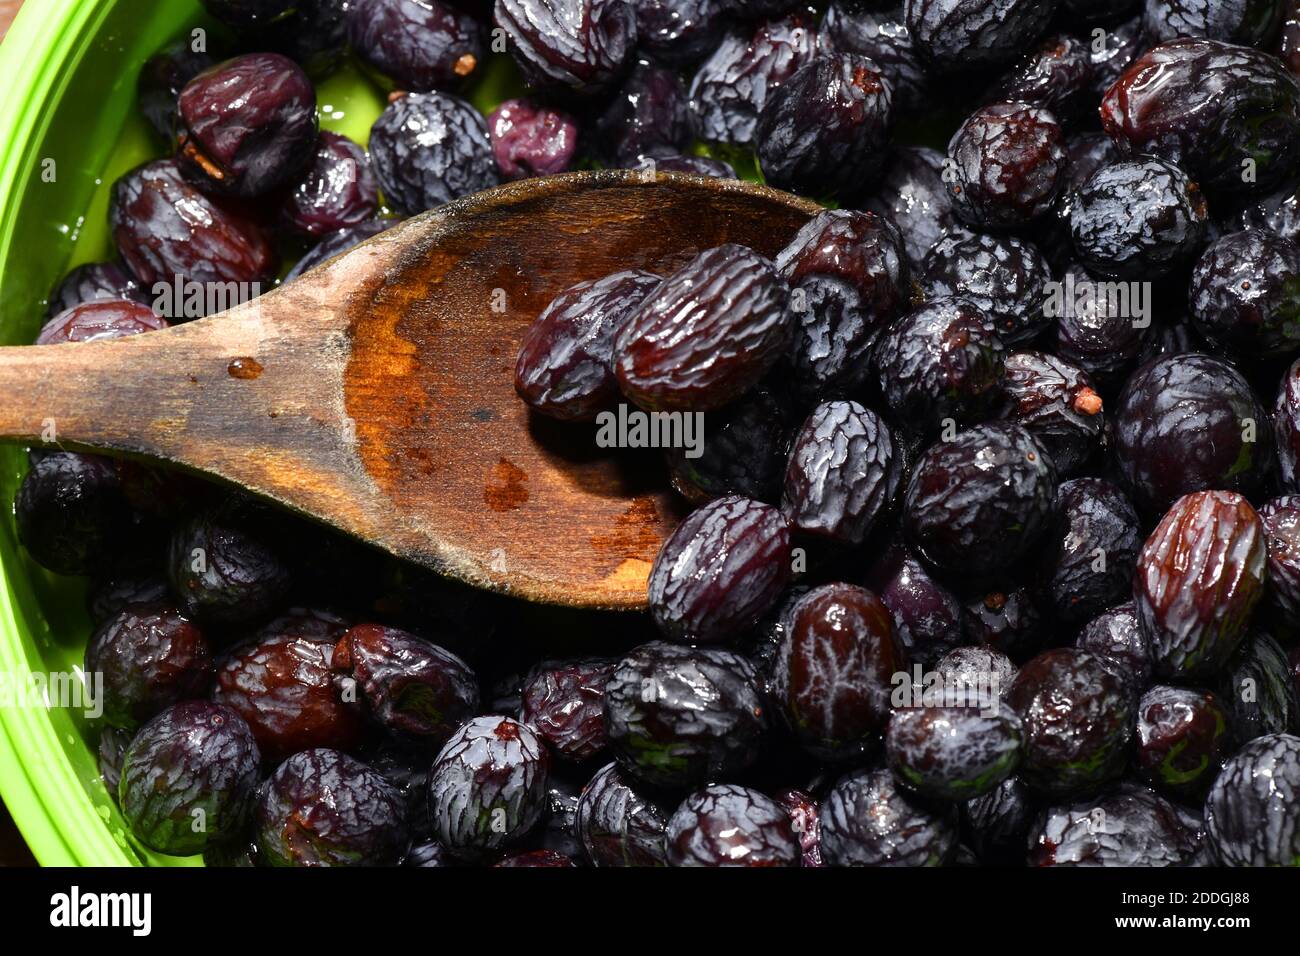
[614,245,790,412]
[428,715,551,860]
[1069,158,1208,279]
[515,270,661,422]
[887,702,1023,801]
[520,657,615,761]
[1136,684,1231,798]
[278,131,379,238]
[494,0,637,94]
[110,160,278,287]
[873,299,1006,435]
[36,299,167,345]
[688,10,819,146]
[494,849,576,866]
[1189,228,1300,358]
[368,91,498,214]
[331,624,479,745]
[997,351,1104,478]
[403,840,454,867]
[347,0,484,91]
[119,701,260,856]
[1076,601,1153,693]
[756,52,893,200]
[258,748,407,866]
[167,503,292,626]
[946,101,1067,228]
[904,422,1056,580]
[741,585,811,690]
[15,452,147,577]
[941,643,1018,688]
[85,602,212,730]
[596,59,692,164]
[633,0,730,65]
[1101,38,1300,195]
[1051,263,1150,387]
[666,388,790,504]
[98,726,132,798]
[647,495,790,643]
[1220,632,1300,742]
[665,784,800,866]
[176,53,318,199]
[603,642,767,789]
[1204,732,1300,865]
[987,33,1094,121]
[1276,357,1300,492]
[576,761,671,866]
[533,773,584,859]
[864,146,959,271]
[487,98,579,180]
[1061,132,1122,196]
[1029,784,1201,866]
[781,401,903,546]
[1042,478,1141,627]
[1136,318,1211,363]
[865,546,965,667]
[214,628,365,762]
[1135,490,1266,680]
[921,231,1053,346]
[776,208,909,333]
[198,0,294,28]
[366,743,434,840]
[906,0,1055,74]
[1007,648,1134,796]
[819,767,958,866]
[772,583,901,761]
[820,2,928,111]
[1115,354,1272,515]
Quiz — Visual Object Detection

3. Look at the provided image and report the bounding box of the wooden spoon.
[0,171,819,610]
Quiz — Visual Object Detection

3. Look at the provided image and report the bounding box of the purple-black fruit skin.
[120,701,261,857]
[665,784,801,866]
[603,642,767,789]
[646,495,791,644]
[258,747,407,866]
[176,52,319,199]
[428,715,551,861]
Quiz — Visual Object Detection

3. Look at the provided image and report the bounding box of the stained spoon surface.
[0,171,819,608]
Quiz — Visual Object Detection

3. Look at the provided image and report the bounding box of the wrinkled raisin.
[1134,490,1266,680]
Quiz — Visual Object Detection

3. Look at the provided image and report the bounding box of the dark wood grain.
[0,171,819,609]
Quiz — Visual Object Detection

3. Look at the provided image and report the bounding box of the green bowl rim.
[0,0,138,867]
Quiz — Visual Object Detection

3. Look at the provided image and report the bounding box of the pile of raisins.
[22,0,1300,867]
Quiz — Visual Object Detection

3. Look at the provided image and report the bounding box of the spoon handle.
[0,336,185,455]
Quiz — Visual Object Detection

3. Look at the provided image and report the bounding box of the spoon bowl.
[0,171,820,609]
